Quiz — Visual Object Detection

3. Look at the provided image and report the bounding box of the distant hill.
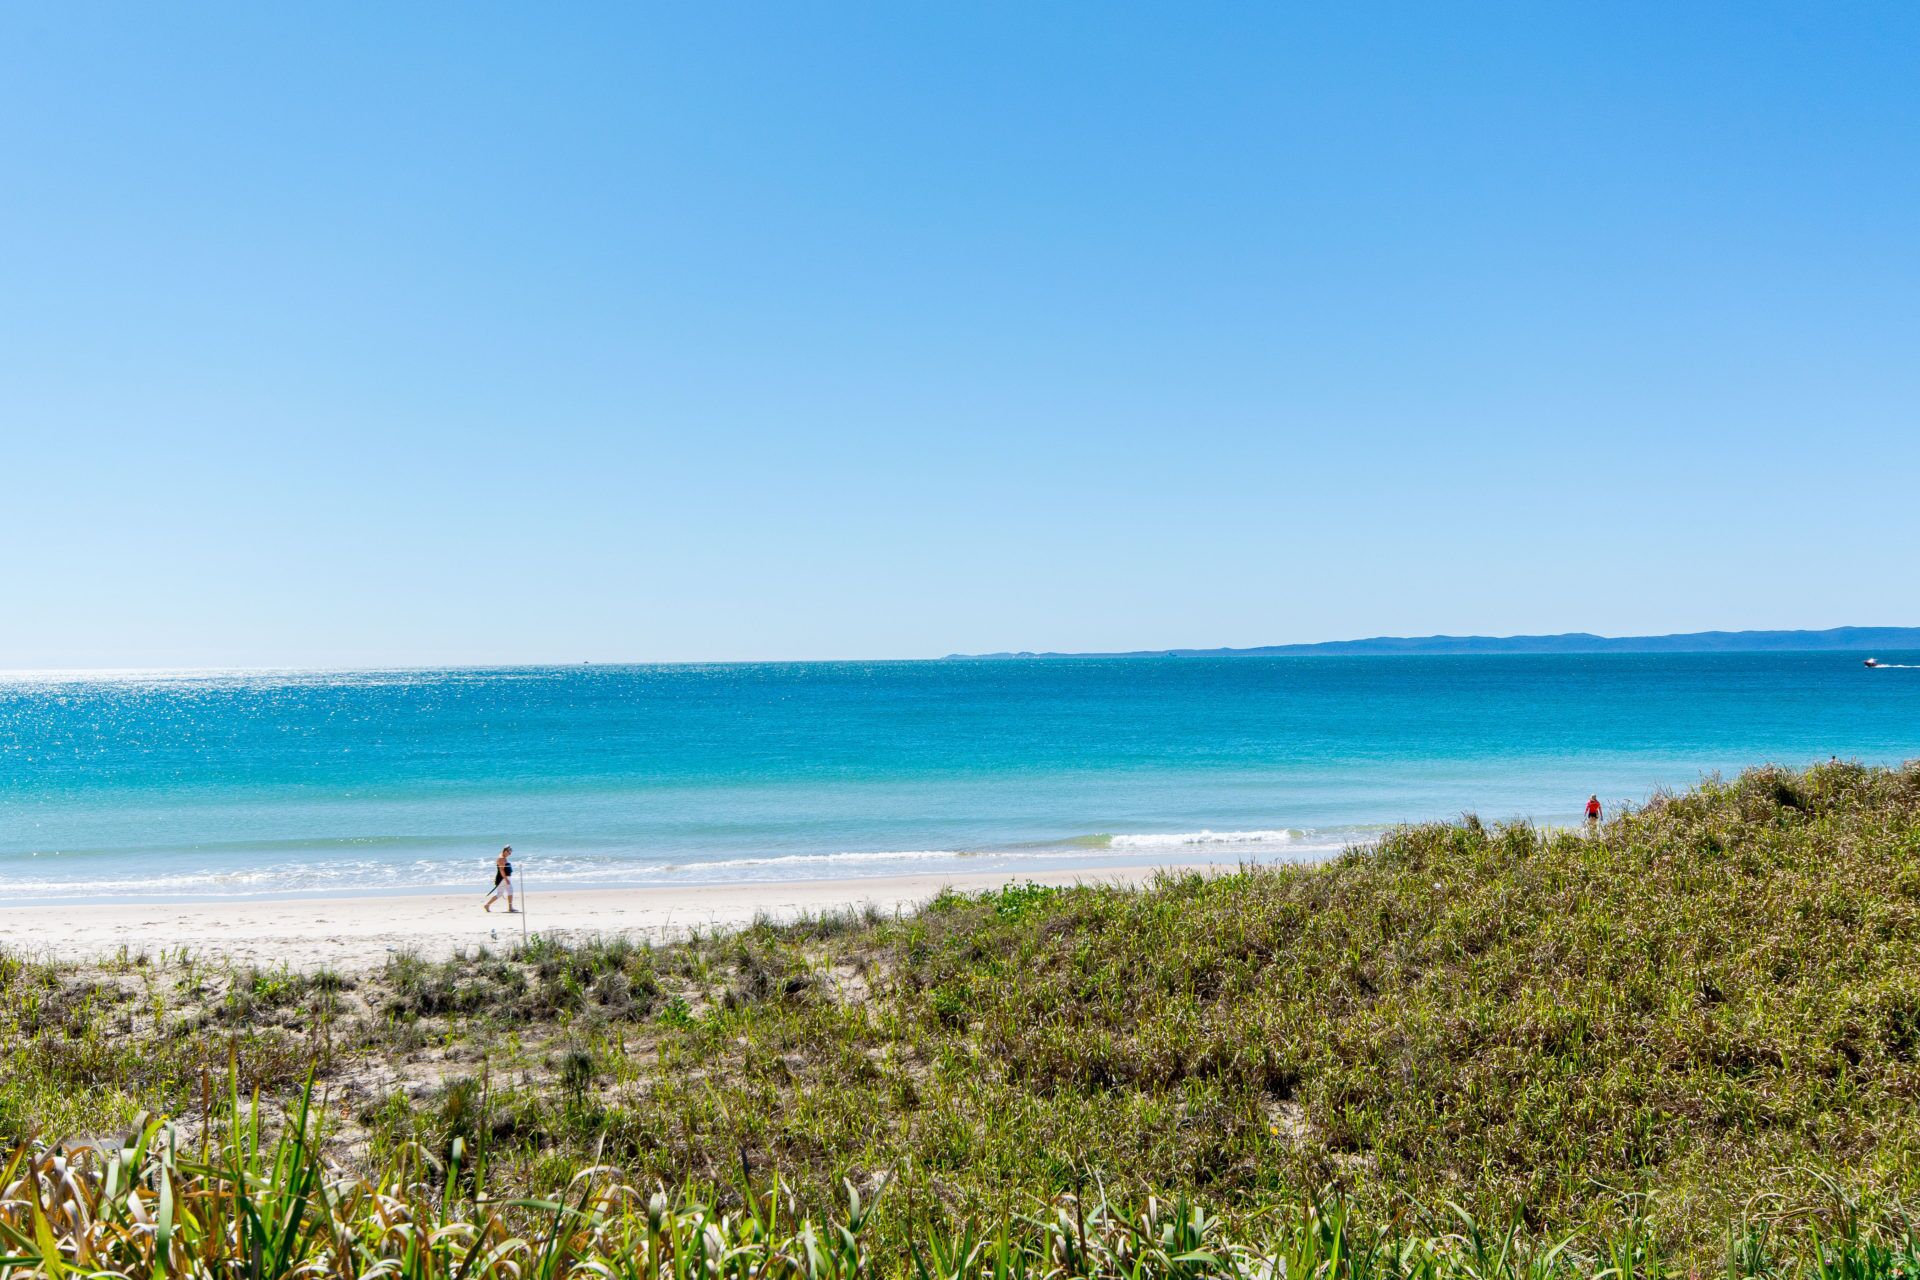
[952,626,1920,659]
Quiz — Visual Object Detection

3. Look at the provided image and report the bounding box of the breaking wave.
[0,827,1345,902]
[1107,828,1296,849]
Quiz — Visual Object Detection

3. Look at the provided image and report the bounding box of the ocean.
[2,654,1916,902]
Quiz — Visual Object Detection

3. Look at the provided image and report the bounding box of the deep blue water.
[1,655,1916,901]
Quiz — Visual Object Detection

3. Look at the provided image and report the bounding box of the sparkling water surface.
[1,655,1916,902]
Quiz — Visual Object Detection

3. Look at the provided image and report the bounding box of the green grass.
[6,1085,1920,1278]
[6,761,1920,1269]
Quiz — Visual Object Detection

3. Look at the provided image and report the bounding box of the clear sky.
[3,4,1916,666]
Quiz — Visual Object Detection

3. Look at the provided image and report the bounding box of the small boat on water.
[1865,657,1881,668]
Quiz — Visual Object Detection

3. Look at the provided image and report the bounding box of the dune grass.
[6,1082,1920,1278]
[6,761,1920,1270]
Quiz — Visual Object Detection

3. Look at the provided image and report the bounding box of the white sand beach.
[0,865,1201,972]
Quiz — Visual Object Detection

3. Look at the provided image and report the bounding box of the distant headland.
[951,626,1920,660]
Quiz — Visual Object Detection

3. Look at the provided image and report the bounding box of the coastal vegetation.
[6,761,1920,1274]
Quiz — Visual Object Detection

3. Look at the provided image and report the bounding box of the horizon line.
[5,624,1919,676]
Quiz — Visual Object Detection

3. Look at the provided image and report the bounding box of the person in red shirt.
[1585,795,1602,826]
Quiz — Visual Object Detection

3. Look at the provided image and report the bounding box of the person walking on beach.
[483,845,516,912]
[1584,794,1602,828]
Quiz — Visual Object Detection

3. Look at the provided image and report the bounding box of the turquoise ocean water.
[2,655,1917,902]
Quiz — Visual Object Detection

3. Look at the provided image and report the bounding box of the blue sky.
[3,3,1916,666]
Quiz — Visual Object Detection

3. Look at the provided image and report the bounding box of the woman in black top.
[483,845,516,912]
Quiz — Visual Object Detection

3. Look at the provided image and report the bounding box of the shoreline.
[2,843,1334,908]
[0,864,1222,972]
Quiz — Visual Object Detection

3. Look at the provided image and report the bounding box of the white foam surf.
[670,849,972,872]
[2,829,1350,902]
[1108,828,1296,849]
